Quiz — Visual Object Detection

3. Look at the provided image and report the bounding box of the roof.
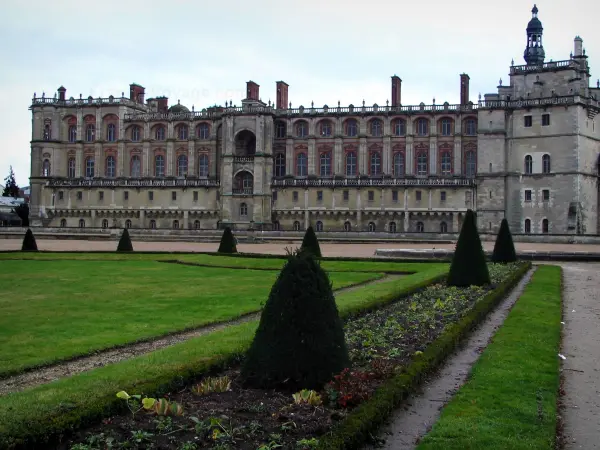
[0,196,24,207]
[168,100,189,114]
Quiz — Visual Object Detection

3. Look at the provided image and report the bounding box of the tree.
[300,225,322,258]
[447,209,490,287]
[217,227,237,253]
[116,228,134,252]
[21,228,38,252]
[491,218,517,263]
[13,203,29,227]
[2,166,19,198]
[241,249,350,391]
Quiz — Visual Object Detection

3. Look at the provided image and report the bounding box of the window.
[155,126,166,140]
[177,125,188,140]
[524,116,533,127]
[416,151,428,176]
[171,191,177,201]
[440,151,452,175]
[368,222,376,232]
[346,119,358,137]
[416,190,422,201]
[58,191,64,200]
[193,191,198,202]
[293,191,299,202]
[542,114,550,126]
[198,154,209,177]
[99,191,104,201]
[417,118,428,136]
[85,157,95,178]
[320,121,332,137]
[197,123,210,139]
[392,190,398,202]
[272,221,280,231]
[343,190,349,201]
[296,153,308,176]
[293,221,301,231]
[60,219,67,227]
[106,123,116,142]
[542,154,551,173]
[317,191,323,202]
[344,221,351,232]
[150,220,156,229]
[124,191,129,200]
[368,190,374,202]
[465,151,476,177]
[525,189,532,202]
[240,202,248,217]
[155,155,165,177]
[131,126,140,142]
[440,221,448,233]
[542,218,549,233]
[275,121,286,138]
[316,221,323,232]
[68,125,77,143]
[43,122,51,140]
[125,219,132,229]
[68,158,76,178]
[393,152,405,177]
[77,191,82,200]
[173,220,179,229]
[416,221,424,232]
[130,155,141,177]
[370,119,382,137]
[177,155,188,177]
[370,152,382,175]
[441,191,446,202]
[296,121,308,137]
[320,152,332,176]
[389,222,397,233]
[79,219,85,228]
[524,218,531,233]
[148,191,154,201]
[465,118,477,135]
[85,124,95,142]
[345,151,357,176]
[542,189,550,201]
[524,155,533,174]
[42,159,51,177]
[274,153,286,177]
[441,118,452,136]
[272,191,278,201]
[102,219,108,229]
[393,119,405,136]
[105,156,116,177]
[194,220,201,229]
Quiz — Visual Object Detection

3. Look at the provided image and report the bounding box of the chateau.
[28,6,600,235]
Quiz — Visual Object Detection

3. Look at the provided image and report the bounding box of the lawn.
[417,265,562,449]
[0,260,383,376]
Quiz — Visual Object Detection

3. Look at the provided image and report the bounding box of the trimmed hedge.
[217,227,237,254]
[21,229,38,252]
[317,261,532,450]
[116,229,133,252]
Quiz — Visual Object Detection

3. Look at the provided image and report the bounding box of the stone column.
[255,115,264,153]
[356,190,362,229]
[143,142,150,176]
[75,147,83,177]
[406,138,414,175]
[308,138,316,175]
[404,190,409,231]
[286,138,293,175]
[188,141,195,176]
[76,109,83,140]
[428,189,433,210]
[95,109,103,140]
[94,143,102,177]
[454,138,462,175]
[359,138,367,174]
[118,142,125,177]
[334,137,343,174]
[304,189,310,229]
[383,136,391,174]
[452,212,459,232]
[166,142,174,176]
[429,138,437,175]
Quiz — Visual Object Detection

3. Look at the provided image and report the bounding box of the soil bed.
[63,263,520,450]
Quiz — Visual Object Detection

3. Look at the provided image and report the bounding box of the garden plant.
[116,228,134,252]
[217,227,237,253]
[300,225,322,257]
[21,228,38,252]
[491,218,517,263]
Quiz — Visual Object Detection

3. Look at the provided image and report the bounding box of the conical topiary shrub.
[447,209,490,287]
[21,228,38,252]
[300,225,322,258]
[491,218,517,263]
[217,227,237,253]
[241,249,350,391]
[117,228,134,252]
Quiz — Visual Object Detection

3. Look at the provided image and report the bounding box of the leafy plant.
[292,389,323,406]
[193,375,231,396]
[178,442,198,450]
[324,368,374,408]
[116,390,183,417]
[296,438,319,449]
[130,429,153,444]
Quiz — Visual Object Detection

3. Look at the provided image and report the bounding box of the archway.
[234,130,256,156]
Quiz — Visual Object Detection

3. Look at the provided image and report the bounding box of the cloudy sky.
[0,0,597,186]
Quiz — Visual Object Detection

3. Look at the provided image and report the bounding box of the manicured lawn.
[0,260,382,376]
[417,265,562,449]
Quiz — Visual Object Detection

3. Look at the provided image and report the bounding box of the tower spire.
[523,4,545,65]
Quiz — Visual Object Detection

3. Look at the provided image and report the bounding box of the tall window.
[275,121,286,138]
[542,218,549,233]
[320,152,332,176]
[465,118,477,135]
[68,157,76,178]
[416,151,428,175]
[42,159,51,177]
[155,155,165,177]
[440,151,452,175]
[465,151,477,177]
[320,121,332,137]
[542,154,551,173]
[102,219,109,229]
[150,220,156,229]
[416,221,425,232]
[177,125,188,140]
[345,151,357,176]
[370,152,382,175]
[43,122,51,140]
[370,119,382,137]
[389,222,397,233]
[79,219,85,228]
[85,157,95,178]
[240,202,248,217]
[293,221,301,231]
[524,218,531,233]
[417,118,428,136]
[393,119,406,136]
[524,155,533,174]
[441,118,452,136]
[198,154,209,177]
[68,125,77,143]
[131,126,141,142]
[197,123,209,139]
[177,155,188,177]
[130,155,141,177]
[368,222,376,232]
[440,221,448,233]
[106,124,116,142]
[346,119,358,137]
[155,126,165,140]
[393,152,405,176]
[274,153,286,177]
[296,121,308,138]
[125,219,132,229]
[105,156,116,177]
[296,153,308,176]
[85,124,95,142]
[316,221,323,232]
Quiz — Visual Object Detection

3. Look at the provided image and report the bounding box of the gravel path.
[0,274,403,396]
[365,268,536,450]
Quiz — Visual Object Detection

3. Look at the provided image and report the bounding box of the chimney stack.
[574,36,583,57]
[156,96,169,113]
[129,83,145,103]
[57,86,66,101]
[246,81,260,101]
[391,76,402,107]
[460,73,470,105]
[276,81,289,110]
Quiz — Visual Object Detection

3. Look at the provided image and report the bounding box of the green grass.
[417,266,562,450]
[0,260,382,376]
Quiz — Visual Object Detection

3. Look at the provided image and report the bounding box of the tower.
[523,4,545,65]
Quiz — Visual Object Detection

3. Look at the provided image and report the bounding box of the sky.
[0,0,598,187]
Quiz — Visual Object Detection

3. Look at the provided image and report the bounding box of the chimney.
[57,86,66,101]
[460,73,470,105]
[129,83,145,103]
[574,36,583,57]
[276,81,289,110]
[391,76,402,107]
[246,81,260,101]
[156,96,169,113]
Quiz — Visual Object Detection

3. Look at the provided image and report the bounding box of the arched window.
[43,122,51,140]
[440,221,448,233]
[370,119,382,137]
[177,155,188,177]
[102,219,109,229]
[125,219,132,229]
[524,218,531,233]
[320,121,332,137]
[296,152,308,177]
[105,156,116,177]
[194,220,201,230]
[346,119,358,137]
[393,119,405,136]
[368,222,376,232]
[106,124,116,142]
[197,123,210,139]
[68,158,76,178]
[131,126,140,142]
[465,151,477,177]
[274,153,286,177]
[85,124,95,142]
[173,220,179,229]
[370,152,382,175]
[344,221,351,232]
[393,152,405,177]
[293,221,301,231]
[440,118,452,136]
[155,126,165,141]
[198,154,209,177]
[79,219,85,228]
[85,157,95,178]
[68,125,77,143]
[416,151,428,176]
[177,125,188,140]
[345,151,357,176]
[524,155,533,174]
[320,152,332,176]
[240,202,248,217]
[417,221,425,232]
[296,121,308,138]
[130,155,141,177]
[465,118,477,135]
[440,151,452,175]
[42,159,51,177]
[155,155,165,177]
[150,219,156,229]
[275,121,286,138]
[272,221,280,231]
[417,118,429,136]
[60,218,67,228]
[389,221,397,233]
[542,154,551,174]
[316,221,323,232]
[542,218,549,233]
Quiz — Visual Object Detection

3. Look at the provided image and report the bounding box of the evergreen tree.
[21,228,38,252]
[2,166,19,198]
[491,218,517,263]
[217,227,237,253]
[242,249,349,390]
[300,225,322,258]
[447,209,490,287]
[13,203,29,227]
[116,228,134,252]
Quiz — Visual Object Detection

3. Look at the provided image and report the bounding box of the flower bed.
[64,263,523,450]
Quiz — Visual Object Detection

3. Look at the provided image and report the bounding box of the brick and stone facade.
[28,6,600,235]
